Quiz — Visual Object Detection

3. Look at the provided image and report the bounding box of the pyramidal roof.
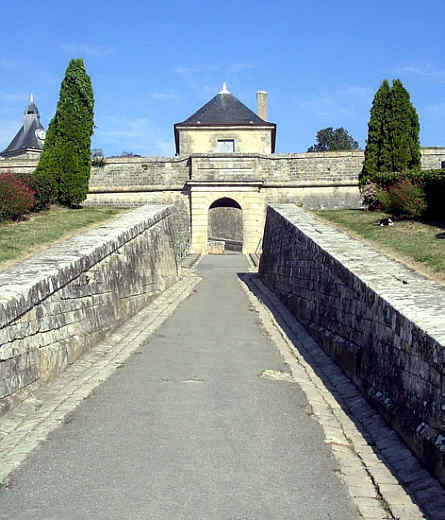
[1,94,45,158]
[175,83,274,127]
[174,83,276,154]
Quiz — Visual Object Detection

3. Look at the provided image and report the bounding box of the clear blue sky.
[1,0,444,156]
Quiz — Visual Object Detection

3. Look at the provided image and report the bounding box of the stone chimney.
[256,90,267,121]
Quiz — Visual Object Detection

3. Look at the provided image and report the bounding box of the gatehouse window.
[217,139,235,152]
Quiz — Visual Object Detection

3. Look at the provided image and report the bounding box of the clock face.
[35,129,46,141]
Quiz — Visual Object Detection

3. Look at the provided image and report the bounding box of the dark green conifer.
[390,79,420,171]
[35,59,94,206]
[362,79,421,183]
[361,80,392,182]
[390,79,414,172]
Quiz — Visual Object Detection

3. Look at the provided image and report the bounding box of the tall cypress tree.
[361,80,392,181]
[393,79,421,171]
[362,79,421,183]
[35,59,94,206]
[390,79,414,172]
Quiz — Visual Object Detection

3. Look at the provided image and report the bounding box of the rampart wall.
[259,204,445,486]
[1,148,444,252]
[1,148,444,200]
[0,205,179,413]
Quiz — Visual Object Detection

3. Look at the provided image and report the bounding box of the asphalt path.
[0,254,359,519]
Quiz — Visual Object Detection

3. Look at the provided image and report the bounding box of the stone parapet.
[259,204,445,486]
[1,148,444,188]
[88,156,190,189]
[0,205,180,412]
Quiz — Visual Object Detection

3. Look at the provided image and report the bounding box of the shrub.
[363,168,445,218]
[377,180,426,219]
[375,188,392,212]
[360,181,380,210]
[12,173,57,212]
[0,173,35,221]
[423,172,445,218]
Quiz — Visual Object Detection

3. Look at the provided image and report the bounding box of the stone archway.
[189,186,264,254]
[208,197,243,252]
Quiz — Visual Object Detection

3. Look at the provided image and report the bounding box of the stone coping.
[0,204,170,329]
[1,147,443,167]
[88,186,185,193]
[270,204,445,347]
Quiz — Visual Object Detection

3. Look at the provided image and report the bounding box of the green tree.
[361,79,420,183]
[390,79,421,172]
[361,80,392,180]
[307,127,359,152]
[35,59,94,206]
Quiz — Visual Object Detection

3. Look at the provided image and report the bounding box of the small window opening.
[441,161,445,169]
[217,139,235,153]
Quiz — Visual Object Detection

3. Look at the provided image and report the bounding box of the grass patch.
[313,209,445,284]
[0,206,128,270]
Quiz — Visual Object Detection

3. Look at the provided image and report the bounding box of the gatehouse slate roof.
[174,87,276,154]
[1,96,45,158]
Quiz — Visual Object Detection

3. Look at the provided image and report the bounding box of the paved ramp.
[0,254,359,519]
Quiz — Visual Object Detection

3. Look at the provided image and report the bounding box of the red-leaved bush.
[377,179,426,219]
[0,173,35,221]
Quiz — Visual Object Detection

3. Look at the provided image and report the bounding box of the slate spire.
[1,95,46,158]
[24,93,40,134]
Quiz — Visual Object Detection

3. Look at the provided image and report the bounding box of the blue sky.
[1,0,444,156]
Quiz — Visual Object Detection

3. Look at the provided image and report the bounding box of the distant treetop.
[307,127,359,153]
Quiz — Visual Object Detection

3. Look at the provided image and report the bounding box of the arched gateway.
[189,187,264,255]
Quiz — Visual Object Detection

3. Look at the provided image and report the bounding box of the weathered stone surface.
[259,203,445,487]
[0,205,180,402]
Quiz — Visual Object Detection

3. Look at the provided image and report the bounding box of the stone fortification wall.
[1,148,443,188]
[420,147,445,169]
[259,204,445,486]
[190,152,362,183]
[1,148,444,222]
[0,205,179,413]
[88,156,189,191]
[0,158,37,175]
[190,148,445,182]
[189,153,365,213]
[257,151,363,181]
